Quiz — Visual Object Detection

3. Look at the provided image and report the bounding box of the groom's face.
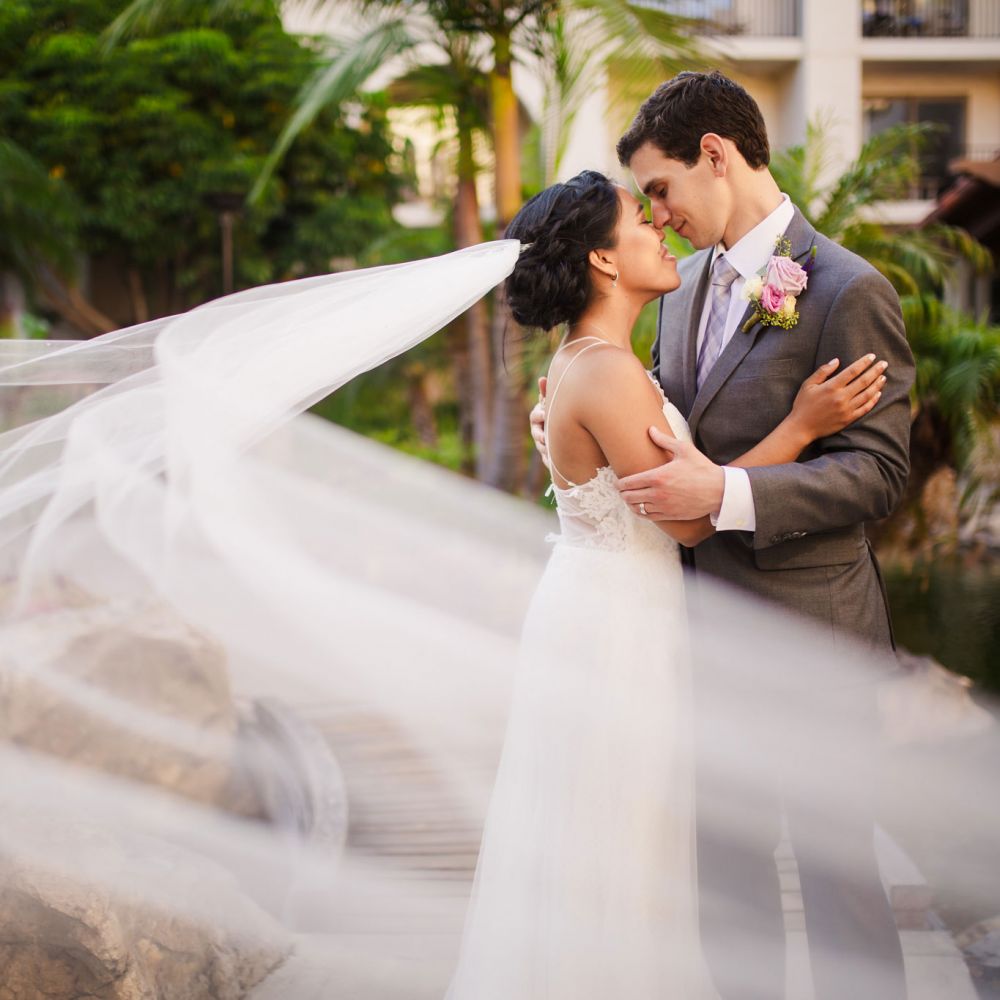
[627,140,728,251]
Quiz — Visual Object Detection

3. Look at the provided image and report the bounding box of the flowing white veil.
[0,239,996,999]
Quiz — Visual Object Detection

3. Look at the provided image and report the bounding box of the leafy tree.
[0,0,405,331]
[0,139,84,336]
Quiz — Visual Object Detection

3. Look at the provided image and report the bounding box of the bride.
[445,171,884,999]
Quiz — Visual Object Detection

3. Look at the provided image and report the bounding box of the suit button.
[770,535,781,544]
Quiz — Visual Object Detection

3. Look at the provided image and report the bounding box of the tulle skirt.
[446,540,718,999]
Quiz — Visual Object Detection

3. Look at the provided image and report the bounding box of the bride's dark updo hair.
[505,170,621,330]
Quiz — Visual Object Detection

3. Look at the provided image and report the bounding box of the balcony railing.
[862,1,1000,38]
[961,144,1000,163]
[913,146,1000,199]
[654,0,800,37]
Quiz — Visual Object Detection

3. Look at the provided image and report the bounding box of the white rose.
[781,294,797,318]
[743,275,763,300]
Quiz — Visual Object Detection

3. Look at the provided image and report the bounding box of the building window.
[652,0,799,37]
[863,97,967,198]
[862,1,970,38]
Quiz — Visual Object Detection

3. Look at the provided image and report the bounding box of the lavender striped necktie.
[696,255,740,390]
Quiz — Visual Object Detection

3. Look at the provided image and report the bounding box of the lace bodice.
[546,344,692,555]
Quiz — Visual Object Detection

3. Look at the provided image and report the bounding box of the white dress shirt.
[700,194,795,532]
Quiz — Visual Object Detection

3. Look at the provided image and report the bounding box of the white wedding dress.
[447,341,719,999]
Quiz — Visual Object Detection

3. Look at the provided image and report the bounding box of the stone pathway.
[778,831,979,1000]
[251,829,979,1000]
[249,708,981,999]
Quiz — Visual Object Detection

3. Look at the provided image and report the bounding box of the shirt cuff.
[710,466,756,532]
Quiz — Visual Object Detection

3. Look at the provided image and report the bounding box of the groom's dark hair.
[616,70,770,169]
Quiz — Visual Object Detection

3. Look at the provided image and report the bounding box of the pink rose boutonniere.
[741,236,817,333]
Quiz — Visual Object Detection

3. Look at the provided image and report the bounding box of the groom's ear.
[700,133,729,177]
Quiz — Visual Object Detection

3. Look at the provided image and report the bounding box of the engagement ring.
[639,503,647,516]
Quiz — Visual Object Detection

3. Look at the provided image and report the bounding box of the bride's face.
[607,187,680,300]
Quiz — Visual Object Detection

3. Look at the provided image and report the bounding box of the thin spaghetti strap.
[546,339,612,488]
[551,334,607,358]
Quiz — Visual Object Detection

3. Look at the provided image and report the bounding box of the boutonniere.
[741,237,817,333]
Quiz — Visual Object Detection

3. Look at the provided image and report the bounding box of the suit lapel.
[679,251,712,415]
[687,206,818,437]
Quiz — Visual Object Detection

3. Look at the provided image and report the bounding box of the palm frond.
[533,11,601,183]
[901,295,1000,461]
[771,116,840,224]
[925,224,994,277]
[248,17,412,205]
[387,61,490,130]
[575,0,702,128]
[521,0,701,182]
[809,123,933,237]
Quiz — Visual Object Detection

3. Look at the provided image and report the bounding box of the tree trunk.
[483,28,527,493]
[128,267,149,325]
[0,272,26,338]
[489,32,522,231]
[453,125,493,479]
[170,252,187,314]
[406,363,439,449]
[444,319,474,472]
[38,267,116,338]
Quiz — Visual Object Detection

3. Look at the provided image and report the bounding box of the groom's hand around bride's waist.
[617,430,725,521]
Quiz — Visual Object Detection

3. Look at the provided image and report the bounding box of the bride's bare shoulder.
[567,345,656,403]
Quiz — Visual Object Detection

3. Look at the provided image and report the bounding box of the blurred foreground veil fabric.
[0,239,996,999]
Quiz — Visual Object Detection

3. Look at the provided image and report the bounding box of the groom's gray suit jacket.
[653,207,915,646]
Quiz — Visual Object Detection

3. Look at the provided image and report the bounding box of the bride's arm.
[729,354,886,469]
[615,354,887,541]
[572,349,714,547]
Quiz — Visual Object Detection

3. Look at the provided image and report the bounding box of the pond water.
[884,554,1000,696]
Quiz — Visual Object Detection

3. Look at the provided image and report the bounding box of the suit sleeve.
[745,268,914,550]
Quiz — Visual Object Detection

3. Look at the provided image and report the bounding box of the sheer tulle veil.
[0,239,996,997]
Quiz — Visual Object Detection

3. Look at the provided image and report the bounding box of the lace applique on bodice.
[545,346,692,555]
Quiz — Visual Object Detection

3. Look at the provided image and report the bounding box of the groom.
[532,71,914,999]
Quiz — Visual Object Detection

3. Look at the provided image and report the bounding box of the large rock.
[0,592,239,807]
[0,584,360,995]
[956,916,1000,988]
[879,650,995,746]
[0,825,291,1000]
[960,421,1000,551]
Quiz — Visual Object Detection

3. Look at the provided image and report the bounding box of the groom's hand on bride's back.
[530,376,550,470]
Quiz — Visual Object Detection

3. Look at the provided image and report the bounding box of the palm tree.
[900,297,1000,528]
[382,42,495,474]
[109,0,700,491]
[417,1,698,491]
